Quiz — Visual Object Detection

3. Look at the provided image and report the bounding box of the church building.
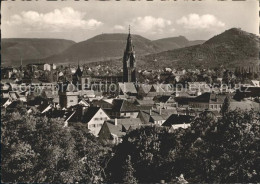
[123,26,137,83]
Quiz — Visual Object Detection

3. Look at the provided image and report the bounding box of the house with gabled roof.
[92,99,113,115]
[78,99,90,107]
[137,108,175,125]
[162,114,194,129]
[66,106,110,136]
[98,118,144,144]
[189,92,226,112]
[111,99,140,118]
[154,95,178,109]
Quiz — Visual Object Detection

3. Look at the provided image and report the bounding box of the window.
[100,111,102,114]
[70,100,74,102]
[94,118,99,121]
[89,124,96,128]
[130,112,134,115]
[100,117,103,120]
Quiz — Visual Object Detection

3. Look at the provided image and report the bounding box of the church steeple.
[125,25,133,53]
[123,26,136,83]
[74,60,82,78]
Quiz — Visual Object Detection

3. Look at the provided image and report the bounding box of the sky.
[2,0,259,42]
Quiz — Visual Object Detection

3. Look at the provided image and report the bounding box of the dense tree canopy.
[1,109,111,183]
[107,110,260,183]
[1,106,259,183]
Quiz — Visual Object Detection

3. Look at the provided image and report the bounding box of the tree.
[1,108,110,183]
[107,110,260,183]
[122,155,138,184]
[221,96,231,116]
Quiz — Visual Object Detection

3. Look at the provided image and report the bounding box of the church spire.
[123,26,136,83]
[125,25,133,53]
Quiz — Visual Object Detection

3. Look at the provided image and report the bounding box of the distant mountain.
[44,34,205,64]
[152,36,205,51]
[139,28,259,70]
[44,34,162,63]
[1,38,75,66]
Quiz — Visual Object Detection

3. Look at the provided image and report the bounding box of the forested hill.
[1,38,75,66]
[138,28,259,70]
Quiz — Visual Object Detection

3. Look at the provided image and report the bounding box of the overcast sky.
[2,0,259,42]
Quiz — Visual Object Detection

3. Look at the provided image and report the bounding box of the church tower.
[123,26,136,83]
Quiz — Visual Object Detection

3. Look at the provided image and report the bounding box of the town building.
[59,83,79,108]
[66,106,110,136]
[188,92,226,112]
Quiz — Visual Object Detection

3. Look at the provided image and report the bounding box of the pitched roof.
[116,118,143,128]
[112,99,140,112]
[150,115,164,121]
[6,101,21,109]
[162,114,194,127]
[92,99,113,109]
[137,111,151,124]
[192,92,226,104]
[138,84,152,94]
[78,99,90,106]
[154,95,174,103]
[105,121,126,137]
[118,82,137,94]
[135,99,154,106]
[81,107,106,123]
[104,118,143,137]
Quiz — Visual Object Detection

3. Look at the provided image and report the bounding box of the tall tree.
[221,95,231,116]
[122,155,138,184]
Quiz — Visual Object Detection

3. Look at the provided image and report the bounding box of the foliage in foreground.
[1,107,260,183]
[1,109,111,183]
[106,110,260,183]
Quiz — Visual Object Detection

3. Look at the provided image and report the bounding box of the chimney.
[115,118,118,126]
[149,109,152,116]
[159,107,162,115]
